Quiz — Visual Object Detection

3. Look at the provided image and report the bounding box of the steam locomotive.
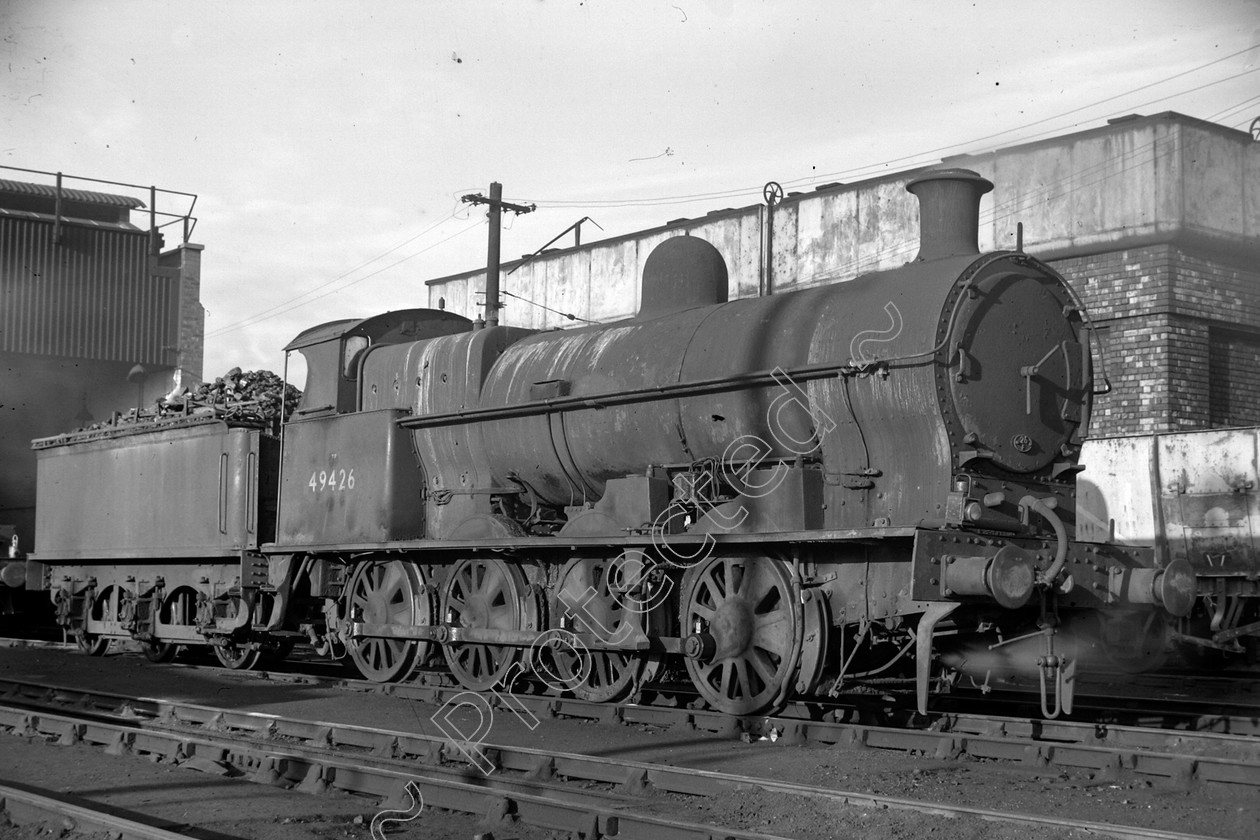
[25,169,1196,718]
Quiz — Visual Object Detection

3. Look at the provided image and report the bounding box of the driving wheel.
[681,554,801,715]
[548,556,647,701]
[442,557,535,691]
[344,558,432,682]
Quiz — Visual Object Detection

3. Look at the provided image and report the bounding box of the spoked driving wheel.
[344,558,432,682]
[442,557,535,691]
[549,556,647,701]
[681,554,802,715]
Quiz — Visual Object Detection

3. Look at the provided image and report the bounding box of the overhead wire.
[207,216,486,338]
[500,289,598,324]
[1207,93,1260,126]
[497,99,1245,326]
[500,63,1260,298]
[513,42,1260,212]
[827,132,1180,281]
[211,46,1260,338]
[807,81,1260,283]
[206,211,461,337]
[779,51,1260,193]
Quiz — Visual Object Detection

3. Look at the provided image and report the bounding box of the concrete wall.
[428,113,1259,322]
[426,113,1260,439]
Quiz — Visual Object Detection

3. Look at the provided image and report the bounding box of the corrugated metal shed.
[0,178,145,208]
[0,215,177,364]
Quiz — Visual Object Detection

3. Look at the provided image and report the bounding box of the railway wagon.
[1079,428,1260,662]
[28,169,1197,718]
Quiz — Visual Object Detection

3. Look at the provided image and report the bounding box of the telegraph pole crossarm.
[461,182,536,327]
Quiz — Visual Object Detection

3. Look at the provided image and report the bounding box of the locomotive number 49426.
[309,468,356,492]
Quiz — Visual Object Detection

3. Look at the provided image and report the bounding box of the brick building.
[0,169,203,548]
[1056,247,1260,434]
[427,112,1260,439]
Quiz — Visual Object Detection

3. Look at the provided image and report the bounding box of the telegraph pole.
[461,183,535,327]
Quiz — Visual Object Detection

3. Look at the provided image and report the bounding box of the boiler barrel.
[475,272,952,506]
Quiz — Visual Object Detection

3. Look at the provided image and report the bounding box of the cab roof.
[283,308,472,352]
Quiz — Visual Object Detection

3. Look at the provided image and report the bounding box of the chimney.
[905,168,993,261]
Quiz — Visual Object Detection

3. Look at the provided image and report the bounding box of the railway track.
[6,634,1258,728]
[0,779,208,840]
[119,656,1260,789]
[4,636,1257,773]
[0,688,785,840]
[4,635,1257,742]
[948,670,1260,733]
[0,676,1251,840]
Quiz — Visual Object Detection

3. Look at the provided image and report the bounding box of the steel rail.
[947,682,1260,735]
[932,711,1260,759]
[0,780,213,840]
[160,651,1260,732]
[149,662,1260,788]
[4,645,1257,784]
[0,680,1243,840]
[0,698,793,840]
[0,638,76,651]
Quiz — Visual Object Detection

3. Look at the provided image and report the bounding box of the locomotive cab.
[276,309,473,546]
[284,309,473,417]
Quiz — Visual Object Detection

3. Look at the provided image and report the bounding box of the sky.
[4,0,1260,383]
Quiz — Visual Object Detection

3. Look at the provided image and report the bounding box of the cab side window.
[343,335,369,378]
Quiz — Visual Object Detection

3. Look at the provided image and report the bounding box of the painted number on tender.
[309,468,355,492]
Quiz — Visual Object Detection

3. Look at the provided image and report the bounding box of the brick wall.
[1051,244,1260,437]
[158,242,205,383]
[1209,328,1260,427]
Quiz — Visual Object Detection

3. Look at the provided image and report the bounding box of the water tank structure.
[0,168,203,552]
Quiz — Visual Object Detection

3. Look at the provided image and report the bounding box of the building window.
[1209,327,1260,428]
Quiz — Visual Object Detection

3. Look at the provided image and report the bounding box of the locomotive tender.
[27,169,1197,717]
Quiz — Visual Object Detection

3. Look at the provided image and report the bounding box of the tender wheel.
[74,632,109,656]
[442,558,534,691]
[344,558,431,682]
[213,640,263,670]
[74,584,129,654]
[681,554,801,715]
[145,586,198,665]
[142,640,178,663]
[1097,610,1169,673]
[549,556,646,702]
[74,585,121,656]
[206,595,264,670]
